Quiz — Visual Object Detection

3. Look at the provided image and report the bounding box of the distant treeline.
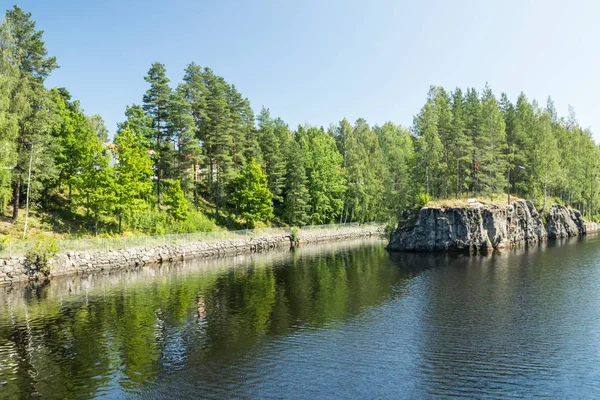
[1,5,599,236]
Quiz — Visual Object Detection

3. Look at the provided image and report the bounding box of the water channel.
[1,237,599,398]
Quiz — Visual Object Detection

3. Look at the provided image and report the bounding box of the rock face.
[388,200,586,253]
[545,204,586,238]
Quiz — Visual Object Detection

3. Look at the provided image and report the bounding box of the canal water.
[1,237,600,399]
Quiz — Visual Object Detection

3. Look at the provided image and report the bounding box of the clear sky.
[11,0,600,139]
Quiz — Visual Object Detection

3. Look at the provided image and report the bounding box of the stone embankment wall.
[388,200,592,253]
[0,225,383,286]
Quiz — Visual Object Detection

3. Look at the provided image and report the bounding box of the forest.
[1,5,600,239]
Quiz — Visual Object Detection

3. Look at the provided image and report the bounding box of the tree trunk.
[215,162,220,218]
[157,114,161,207]
[456,159,459,199]
[12,180,20,220]
[118,212,123,234]
[193,161,198,209]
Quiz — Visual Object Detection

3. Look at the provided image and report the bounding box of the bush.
[24,238,59,277]
[163,180,189,222]
[124,208,168,235]
[0,235,8,254]
[414,193,431,209]
[124,208,218,235]
[168,211,218,234]
[290,226,300,244]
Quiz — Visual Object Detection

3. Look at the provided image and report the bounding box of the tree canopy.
[2,6,600,238]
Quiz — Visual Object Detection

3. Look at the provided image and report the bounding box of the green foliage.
[24,238,59,276]
[258,107,287,206]
[113,126,154,231]
[414,193,431,209]
[290,226,300,243]
[124,208,168,235]
[163,180,189,221]
[299,126,346,224]
[283,139,311,226]
[168,210,217,234]
[233,159,274,228]
[4,5,600,239]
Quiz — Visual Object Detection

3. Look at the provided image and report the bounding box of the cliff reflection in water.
[0,239,405,398]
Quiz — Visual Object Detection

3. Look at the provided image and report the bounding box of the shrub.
[414,193,431,209]
[163,180,189,222]
[24,239,59,277]
[169,211,218,234]
[290,226,300,244]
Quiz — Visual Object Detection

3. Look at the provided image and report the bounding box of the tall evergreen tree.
[0,19,20,208]
[479,85,507,194]
[200,68,233,217]
[450,88,472,197]
[432,87,453,197]
[142,61,171,206]
[4,5,59,219]
[167,84,201,197]
[257,107,286,208]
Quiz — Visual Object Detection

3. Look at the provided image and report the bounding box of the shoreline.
[0,225,384,286]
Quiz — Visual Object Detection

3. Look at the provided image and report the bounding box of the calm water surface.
[1,237,600,399]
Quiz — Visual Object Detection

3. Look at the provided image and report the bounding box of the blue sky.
[12,0,600,139]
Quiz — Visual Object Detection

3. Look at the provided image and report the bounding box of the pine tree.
[450,88,472,197]
[227,84,248,171]
[4,5,59,219]
[432,87,453,197]
[257,107,286,207]
[167,84,201,196]
[464,88,483,194]
[479,85,507,194]
[532,111,559,210]
[142,61,171,207]
[511,93,536,196]
[200,68,233,217]
[0,20,20,208]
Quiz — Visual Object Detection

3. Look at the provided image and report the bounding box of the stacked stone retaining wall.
[0,225,384,286]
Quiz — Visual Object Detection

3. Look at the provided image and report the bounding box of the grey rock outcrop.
[388,200,586,253]
[545,204,586,238]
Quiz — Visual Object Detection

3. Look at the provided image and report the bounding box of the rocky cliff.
[387,200,587,253]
